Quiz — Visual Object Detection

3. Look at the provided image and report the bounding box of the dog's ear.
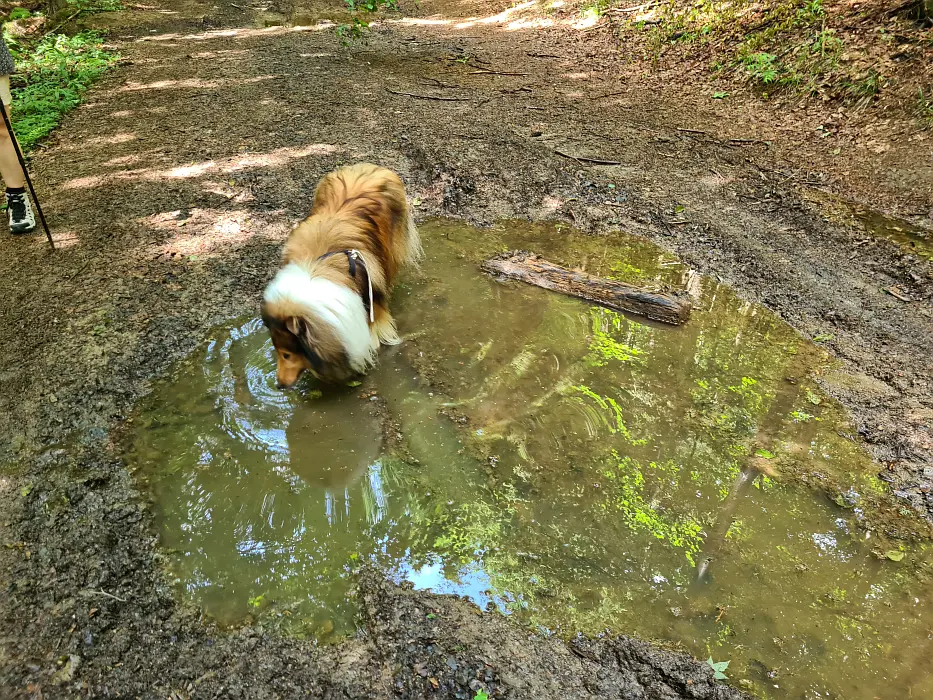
[286,316,323,369]
[285,316,303,337]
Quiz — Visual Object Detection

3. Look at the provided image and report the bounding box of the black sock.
[6,186,24,195]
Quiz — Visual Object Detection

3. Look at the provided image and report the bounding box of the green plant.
[843,71,882,101]
[742,52,780,84]
[797,0,825,23]
[473,691,489,700]
[9,8,32,20]
[6,31,118,151]
[790,410,820,422]
[337,0,399,43]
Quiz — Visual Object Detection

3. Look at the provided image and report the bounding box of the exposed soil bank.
[0,0,930,696]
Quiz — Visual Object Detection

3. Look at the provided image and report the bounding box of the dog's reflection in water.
[284,391,382,491]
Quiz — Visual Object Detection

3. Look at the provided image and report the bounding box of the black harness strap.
[318,249,374,322]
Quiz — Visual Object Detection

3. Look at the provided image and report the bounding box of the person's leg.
[0,75,35,235]
[0,76,25,188]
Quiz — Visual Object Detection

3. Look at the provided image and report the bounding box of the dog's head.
[261,304,357,388]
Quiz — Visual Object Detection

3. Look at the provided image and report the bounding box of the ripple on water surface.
[127,219,933,699]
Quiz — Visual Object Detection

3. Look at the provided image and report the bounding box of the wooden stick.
[385,88,470,102]
[469,68,527,76]
[554,149,622,166]
[482,251,691,325]
[588,90,626,100]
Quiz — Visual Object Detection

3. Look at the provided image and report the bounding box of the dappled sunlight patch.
[476,0,537,24]
[48,228,83,249]
[136,22,334,45]
[503,17,554,31]
[61,143,343,190]
[145,208,266,258]
[186,49,251,60]
[396,17,453,26]
[120,75,277,92]
[539,194,564,214]
[386,0,608,32]
[698,172,734,187]
[86,132,137,146]
[570,12,600,30]
[120,77,221,91]
[102,152,156,168]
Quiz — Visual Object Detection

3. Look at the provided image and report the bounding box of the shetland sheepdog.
[260,163,421,388]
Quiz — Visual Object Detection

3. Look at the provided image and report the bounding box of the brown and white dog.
[260,163,421,388]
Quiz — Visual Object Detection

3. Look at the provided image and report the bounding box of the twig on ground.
[469,68,528,76]
[885,287,912,302]
[589,90,626,100]
[70,257,94,280]
[84,589,128,602]
[554,149,622,165]
[677,127,706,135]
[385,88,471,102]
[420,77,463,89]
[526,52,561,58]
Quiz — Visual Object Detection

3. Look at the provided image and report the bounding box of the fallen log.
[481,251,691,325]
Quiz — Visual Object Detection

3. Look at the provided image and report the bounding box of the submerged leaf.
[707,657,730,680]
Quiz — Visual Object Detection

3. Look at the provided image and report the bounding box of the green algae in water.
[128,219,933,698]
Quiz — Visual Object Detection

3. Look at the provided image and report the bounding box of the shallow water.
[128,219,933,699]
[853,206,932,260]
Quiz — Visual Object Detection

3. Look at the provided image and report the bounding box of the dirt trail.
[0,0,930,696]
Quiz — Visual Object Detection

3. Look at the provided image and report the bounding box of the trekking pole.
[0,101,53,250]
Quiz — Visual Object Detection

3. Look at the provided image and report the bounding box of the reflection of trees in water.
[404,274,933,698]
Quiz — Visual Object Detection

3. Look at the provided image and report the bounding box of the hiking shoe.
[7,190,36,235]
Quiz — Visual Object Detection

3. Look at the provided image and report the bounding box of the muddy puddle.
[853,206,933,260]
[126,219,933,699]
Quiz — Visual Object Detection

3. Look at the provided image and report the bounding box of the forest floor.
[0,0,930,696]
